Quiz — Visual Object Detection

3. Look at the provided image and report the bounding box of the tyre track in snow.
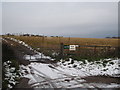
[30,66,58,88]
[30,64,100,88]
[48,64,102,88]
[30,74,85,88]
[28,70,51,88]
[29,73,53,88]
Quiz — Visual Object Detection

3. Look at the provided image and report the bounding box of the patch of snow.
[6,37,52,60]
[58,58,120,77]
[8,84,13,88]
[20,58,120,88]
[52,52,59,56]
[2,38,8,42]
[3,60,20,89]
[23,53,52,61]
[88,83,120,88]
[106,83,120,88]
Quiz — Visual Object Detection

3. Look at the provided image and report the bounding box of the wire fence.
[38,43,120,60]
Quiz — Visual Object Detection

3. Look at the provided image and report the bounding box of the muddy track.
[30,65,101,88]
[30,66,57,88]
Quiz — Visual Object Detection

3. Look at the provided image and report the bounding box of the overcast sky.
[0,2,2,35]
[2,2,118,38]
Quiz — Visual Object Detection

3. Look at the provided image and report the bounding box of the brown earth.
[13,78,33,89]
[3,38,36,65]
[82,76,120,84]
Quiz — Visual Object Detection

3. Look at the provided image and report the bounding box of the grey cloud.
[0,3,2,34]
[2,2,118,38]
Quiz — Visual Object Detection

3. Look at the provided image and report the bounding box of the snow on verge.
[58,58,120,77]
[19,58,120,88]
[6,37,52,60]
[3,61,21,88]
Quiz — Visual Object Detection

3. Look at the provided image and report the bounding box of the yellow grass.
[7,36,119,50]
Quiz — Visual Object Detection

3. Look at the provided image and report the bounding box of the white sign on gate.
[69,45,76,51]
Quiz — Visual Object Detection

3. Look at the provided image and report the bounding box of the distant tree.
[30,34,34,36]
[6,33,11,36]
[51,36,54,37]
[112,37,116,38]
[23,34,30,36]
[35,35,39,37]
[106,37,110,38]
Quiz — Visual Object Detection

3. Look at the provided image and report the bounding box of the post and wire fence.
[37,42,120,60]
[60,43,120,59]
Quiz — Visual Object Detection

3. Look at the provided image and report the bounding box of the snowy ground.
[5,37,120,88]
[3,61,20,88]
[20,56,120,88]
[58,58,120,77]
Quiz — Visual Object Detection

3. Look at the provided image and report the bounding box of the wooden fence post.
[94,46,96,54]
[42,36,44,43]
[108,46,111,53]
[30,55,31,60]
[68,37,70,44]
[60,43,64,59]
